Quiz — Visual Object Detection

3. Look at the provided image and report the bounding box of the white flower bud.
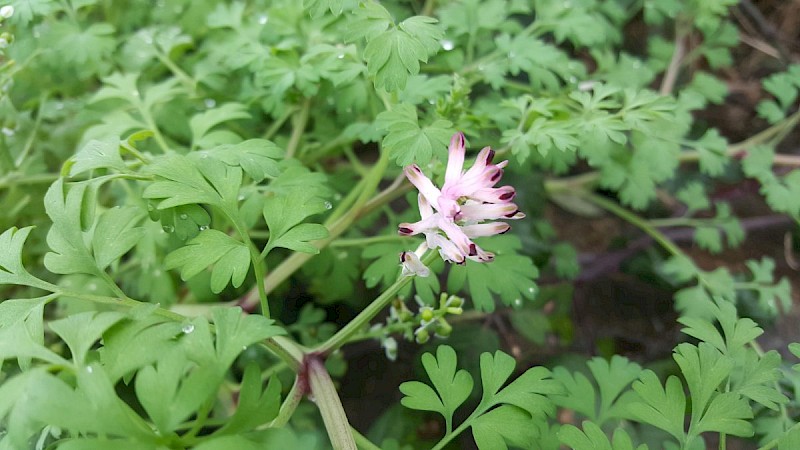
[0,5,14,18]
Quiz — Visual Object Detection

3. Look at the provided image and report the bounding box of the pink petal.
[398,214,440,235]
[467,243,495,262]
[444,132,466,185]
[458,202,518,221]
[461,222,511,238]
[427,234,465,264]
[418,194,433,219]
[404,165,442,210]
[400,251,431,277]
[438,220,473,255]
[469,186,516,203]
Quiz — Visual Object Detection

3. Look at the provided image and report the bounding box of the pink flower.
[399,132,524,271]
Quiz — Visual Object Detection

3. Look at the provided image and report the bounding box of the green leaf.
[399,345,473,427]
[0,227,53,290]
[144,154,242,211]
[203,139,284,182]
[472,405,537,450]
[43,180,100,276]
[692,392,753,437]
[676,182,710,214]
[693,129,729,176]
[480,351,563,417]
[100,313,183,382]
[164,229,250,293]
[190,103,251,149]
[447,235,538,312]
[303,0,356,17]
[210,306,285,366]
[262,189,329,254]
[216,364,281,435]
[68,136,127,176]
[673,343,732,419]
[48,311,125,366]
[92,206,146,270]
[363,16,442,91]
[559,422,648,450]
[362,241,405,289]
[628,371,686,443]
[376,103,454,167]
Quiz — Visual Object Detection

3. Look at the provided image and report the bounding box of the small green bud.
[420,307,434,323]
[415,328,430,344]
[435,319,452,337]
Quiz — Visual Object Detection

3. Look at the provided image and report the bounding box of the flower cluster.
[399,132,523,273]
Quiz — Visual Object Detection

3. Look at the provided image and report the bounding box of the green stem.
[421,0,435,16]
[0,172,59,190]
[581,192,683,257]
[263,106,298,140]
[286,98,312,159]
[330,234,408,248]
[307,356,357,450]
[231,216,271,318]
[14,93,47,167]
[155,52,196,93]
[316,251,438,354]
[264,336,303,372]
[268,377,304,428]
[138,104,171,153]
[352,427,382,450]
[240,148,393,310]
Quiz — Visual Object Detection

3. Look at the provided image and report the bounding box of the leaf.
[0,227,53,290]
[92,206,146,270]
[68,136,127,176]
[376,103,454,167]
[164,229,251,293]
[210,306,285,366]
[216,366,281,435]
[628,371,686,443]
[303,0,356,17]
[399,346,473,427]
[447,235,538,312]
[559,422,648,450]
[43,180,100,276]
[262,189,329,254]
[190,103,251,149]
[481,351,563,417]
[362,241,405,289]
[693,129,729,176]
[472,405,537,450]
[48,311,125,366]
[673,343,733,419]
[203,139,284,182]
[363,16,441,91]
[100,314,183,382]
[692,392,753,437]
[143,154,242,211]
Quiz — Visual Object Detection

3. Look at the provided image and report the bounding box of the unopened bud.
[415,328,430,344]
[435,319,452,337]
[420,307,434,323]
[0,5,13,19]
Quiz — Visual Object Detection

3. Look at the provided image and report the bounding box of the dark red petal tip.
[398,227,413,235]
[485,149,495,164]
[504,209,520,218]
[499,190,515,201]
[468,244,477,256]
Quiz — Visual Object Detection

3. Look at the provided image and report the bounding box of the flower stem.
[306,355,357,450]
[286,98,312,159]
[316,251,438,355]
[581,192,683,257]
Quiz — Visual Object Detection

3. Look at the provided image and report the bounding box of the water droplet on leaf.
[199,225,209,231]
[182,324,195,334]
[258,14,268,25]
[441,39,454,51]
[204,98,216,108]
[324,201,332,210]
[179,213,188,220]
[512,298,523,308]
[162,225,175,233]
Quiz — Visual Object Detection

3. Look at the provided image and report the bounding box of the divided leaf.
[164,229,250,293]
[262,189,329,254]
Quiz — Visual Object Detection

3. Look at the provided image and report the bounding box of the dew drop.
[258,14,268,25]
[337,251,348,260]
[162,225,175,233]
[333,193,342,201]
[199,225,209,231]
[1,127,14,137]
[237,194,246,201]
[87,283,97,291]
[441,39,454,51]
[428,99,435,105]
[86,366,94,373]
[323,201,332,210]
[204,98,216,108]
[179,213,188,220]
[182,324,195,334]
[242,345,248,351]
[131,90,140,97]
[512,298,523,308]
[337,53,345,59]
